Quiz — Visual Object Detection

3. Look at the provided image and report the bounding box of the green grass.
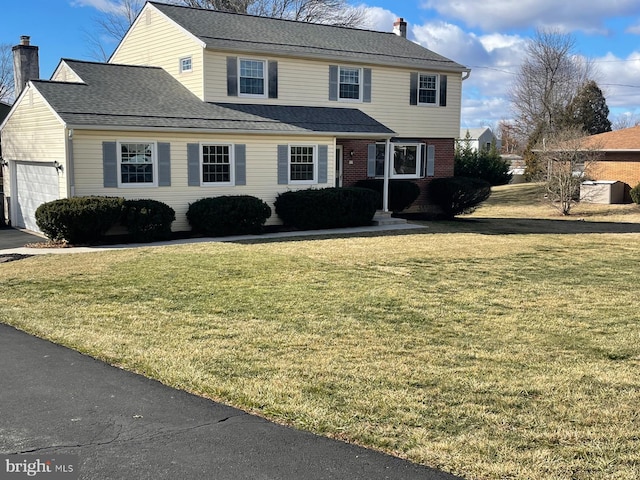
[2,186,640,479]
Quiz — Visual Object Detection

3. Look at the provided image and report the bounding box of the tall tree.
[509,29,594,178]
[0,44,14,103]
[87,0,366,61]
[563,80,612,135]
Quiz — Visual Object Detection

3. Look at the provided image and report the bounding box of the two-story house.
[1,1,469,233]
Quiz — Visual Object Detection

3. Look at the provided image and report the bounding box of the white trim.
[109,3,206,63]
[288,144,318,185]
[199,142,235,186]
[179,56,193,73]
[417,73,439,107]
[0,82,66,131]
[63,124,396,138]
[337,65,363,103]
[375,142,425,179]
[238,57,268,99]
[51,60,86,84]
[116,140,158,188]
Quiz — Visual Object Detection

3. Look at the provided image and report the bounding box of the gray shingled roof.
[150,2,467,72]
[35,60,394,135]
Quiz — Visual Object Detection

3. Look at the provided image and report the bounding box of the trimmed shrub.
[35,196,124,244]
[428,176,491,218]
[121,199,175,242]
[631,183,640,204]
[353,179,420,212]
[187,195,271,236]
[275,187,378,230]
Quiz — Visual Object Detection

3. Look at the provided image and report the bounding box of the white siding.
[110,4,205,99]
[51,62,84,83]
[1,85,68,201]
[204,51,462,139]
[72,130,335,231]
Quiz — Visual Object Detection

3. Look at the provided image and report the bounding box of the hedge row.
[34,179,491,244]
[35,197,175,245]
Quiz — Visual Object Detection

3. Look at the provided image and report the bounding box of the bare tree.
[0,44,14,103]
[510,29,595,179]
[611,113,640,131]
[85,0,145,61]
[535,127,603,215]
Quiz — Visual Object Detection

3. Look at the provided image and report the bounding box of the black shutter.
[409,72,418,105]
[439,75,447,107]
[227,56,238,96]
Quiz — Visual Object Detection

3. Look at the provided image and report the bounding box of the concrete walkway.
[0,324,462,480]
[0,223,426,255]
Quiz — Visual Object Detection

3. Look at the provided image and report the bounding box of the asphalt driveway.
[0,324,463,480]
[0,227,44,249]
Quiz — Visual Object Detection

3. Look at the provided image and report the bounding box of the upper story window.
[289,145,317,184]
[201,144,233,185]
[339,66,361,101]
[411,72,446,107]
[119,142,156,186]
[239,58,266,97]
[179,57,192,73]
[418,74,438,105]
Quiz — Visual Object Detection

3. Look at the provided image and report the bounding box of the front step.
[372,211,407,226]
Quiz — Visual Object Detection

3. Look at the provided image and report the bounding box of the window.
[289,145,316,183]
[179,57,192,73]
[201,144,233,184]
[119,142,156,186]
[374,143,424,179]
[239,59,265,96]
[418,74,438,105]
[339,66,361,100]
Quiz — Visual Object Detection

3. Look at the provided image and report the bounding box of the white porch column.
[383,138,391,212]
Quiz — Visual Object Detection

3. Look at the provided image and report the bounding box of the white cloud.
[70,0,122,14]
[360,5,398,32]
[421,0,640,33]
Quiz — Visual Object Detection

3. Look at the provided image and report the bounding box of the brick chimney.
[13,36,39,97]
[393,18,407,38]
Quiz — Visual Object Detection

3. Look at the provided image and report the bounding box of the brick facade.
[589,152,640,189]
[337,138,455,209]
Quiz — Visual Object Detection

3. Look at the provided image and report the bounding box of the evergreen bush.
[121,199,175,242]
[428,177,491,218]
[187,195,271,236]
[35,196,124,244]
[275,187,378,229]
[353,179,420,212]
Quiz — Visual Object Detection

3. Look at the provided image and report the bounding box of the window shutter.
[235,144,246,185]
[268,61,278,99]
[367,144,377,177]
[102,141,117,188]
[426,145,435,177]
[227,56,238,97]
[409,72,418,105]
[187,143,200,186]
[318,145,328,184]
[363,68,372,103]
[329,65,338,101]
[439,75,447,107]
[157,142,171,186]
[277,144,288,184]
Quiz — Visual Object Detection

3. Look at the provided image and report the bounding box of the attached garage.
[13,161,59,233]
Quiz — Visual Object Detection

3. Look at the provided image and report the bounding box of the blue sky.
[4,0,640,129]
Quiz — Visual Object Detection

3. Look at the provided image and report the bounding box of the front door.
[335,146,343,187]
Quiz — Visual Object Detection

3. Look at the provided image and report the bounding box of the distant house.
[580,125,640,190]
[1,1,469,233]
[458,127,501,152]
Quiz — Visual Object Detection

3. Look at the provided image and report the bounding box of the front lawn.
[1,191,640,479]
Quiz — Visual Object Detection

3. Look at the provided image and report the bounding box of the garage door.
[15,162,59,233]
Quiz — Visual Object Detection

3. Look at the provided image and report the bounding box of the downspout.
[383,138,391,212]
